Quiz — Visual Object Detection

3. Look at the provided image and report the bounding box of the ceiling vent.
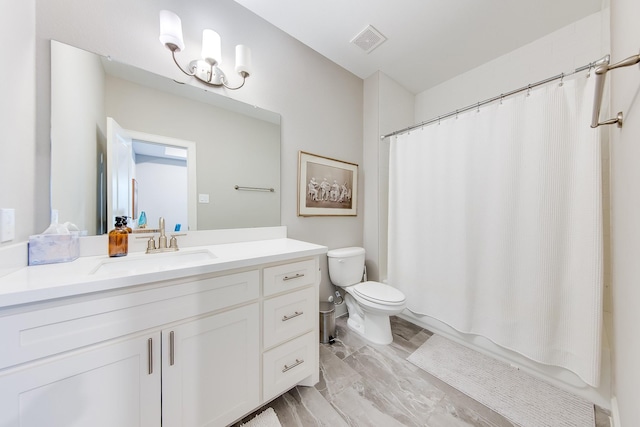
[351,25,387,54]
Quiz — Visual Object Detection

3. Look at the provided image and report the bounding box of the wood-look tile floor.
[234,315,611,427]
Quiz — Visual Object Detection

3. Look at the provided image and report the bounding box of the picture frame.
[298,151,358,216]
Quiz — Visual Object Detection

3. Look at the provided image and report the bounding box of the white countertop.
[0,238,327,308]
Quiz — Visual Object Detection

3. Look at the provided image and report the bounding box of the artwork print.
[298,151,358,216]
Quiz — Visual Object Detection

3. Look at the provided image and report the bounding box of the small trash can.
[319,301,336,344]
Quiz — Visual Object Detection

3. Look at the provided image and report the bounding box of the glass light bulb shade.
[201,29,221,65]
[235,45,252,76]
[159,10,185,51]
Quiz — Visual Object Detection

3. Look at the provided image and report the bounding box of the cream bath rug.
[408,335,595,427]
[240,408,282,427]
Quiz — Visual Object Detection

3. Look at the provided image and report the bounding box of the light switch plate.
[198,194,210,204]
[0,208,15,242]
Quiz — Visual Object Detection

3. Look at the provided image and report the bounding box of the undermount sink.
[90,249,217,275]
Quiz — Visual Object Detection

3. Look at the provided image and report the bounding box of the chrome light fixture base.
[189,60,226,86]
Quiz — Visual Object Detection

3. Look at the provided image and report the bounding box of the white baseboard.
[610,396,620,427]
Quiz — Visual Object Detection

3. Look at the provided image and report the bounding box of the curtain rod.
[380,55,610,140]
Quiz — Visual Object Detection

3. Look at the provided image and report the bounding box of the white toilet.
[327,247,406,345]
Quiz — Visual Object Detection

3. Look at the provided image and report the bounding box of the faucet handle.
[169,233,186,249]
[146,236,157,251]
[135,235,157,253]
[135,234,158,249]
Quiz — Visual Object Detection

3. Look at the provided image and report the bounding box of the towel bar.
[591,53,640,128]
[234,185,275,192]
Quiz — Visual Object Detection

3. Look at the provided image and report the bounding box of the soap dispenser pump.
[108,216,129,257]
[122,216,133,233]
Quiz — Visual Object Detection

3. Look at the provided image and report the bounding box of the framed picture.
[298,151,358,216]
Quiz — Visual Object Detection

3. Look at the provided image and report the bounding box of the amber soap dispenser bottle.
[108,216,129,257]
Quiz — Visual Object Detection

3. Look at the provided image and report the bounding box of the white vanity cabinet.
[0,252,322,427]
[0,331,162,427]
[162,303,261,426]
[262,259,319,401]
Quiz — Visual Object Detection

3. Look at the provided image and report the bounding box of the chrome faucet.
[158,217,168,249]
[133,217,184,254]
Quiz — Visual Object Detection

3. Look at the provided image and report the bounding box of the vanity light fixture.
[159,10,252,90]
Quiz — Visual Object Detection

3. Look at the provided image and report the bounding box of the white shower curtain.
[388,75,603,387]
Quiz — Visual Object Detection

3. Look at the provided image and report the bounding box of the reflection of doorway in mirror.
[106,118,134,227]
[106,117,197,233]
[133,140,188,232]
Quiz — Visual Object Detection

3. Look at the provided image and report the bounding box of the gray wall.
[0,0,36,244]
[105,76,281,231]
[51,40,105,234]
[363,72,413,288]
[610,0,640,425]
[6,1,640,424]
[27,0,363,301]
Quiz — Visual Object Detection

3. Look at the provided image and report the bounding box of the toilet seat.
[350,281,405,306]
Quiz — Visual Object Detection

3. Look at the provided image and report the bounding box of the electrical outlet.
[198,194,210,203]
[0,208,15,242]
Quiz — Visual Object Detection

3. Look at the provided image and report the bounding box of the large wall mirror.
[50,40,281,235]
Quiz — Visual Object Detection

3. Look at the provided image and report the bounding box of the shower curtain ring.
[527,84,532,97]
[500,94,504,105]
[587,63,593,78]
[477,102,480,113]
[559,73,564,87]
[455,110,459,119]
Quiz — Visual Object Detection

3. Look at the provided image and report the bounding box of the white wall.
[33,0,363,301]
[415,11,610,123]
[0,0,36,244]
[609,0,640,425]
[135,156,188,232]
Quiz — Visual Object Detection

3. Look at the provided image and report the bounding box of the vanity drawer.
[263,287,315,349]
[263,259,316,297]
[262,331,315,402]
[0,270,259,369]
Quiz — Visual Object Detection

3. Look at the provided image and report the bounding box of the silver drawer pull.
[283,273,304,281]
[282,358,304,373]
[169,331,175,366]
[148,338,153,375]
[282,311,303,322]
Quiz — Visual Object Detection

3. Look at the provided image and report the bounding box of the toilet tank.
[327,247,366,287]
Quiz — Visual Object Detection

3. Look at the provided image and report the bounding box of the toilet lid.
[351,281,405,305]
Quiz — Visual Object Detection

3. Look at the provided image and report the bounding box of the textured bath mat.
[240,408,282,427]
[408,335,595,427]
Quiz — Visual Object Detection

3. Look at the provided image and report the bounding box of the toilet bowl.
[327,247,406,345]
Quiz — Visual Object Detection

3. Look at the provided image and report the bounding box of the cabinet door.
[162,303,260,427]
[0,332,161,427]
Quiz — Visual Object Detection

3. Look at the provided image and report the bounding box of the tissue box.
[28,233,80,265]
